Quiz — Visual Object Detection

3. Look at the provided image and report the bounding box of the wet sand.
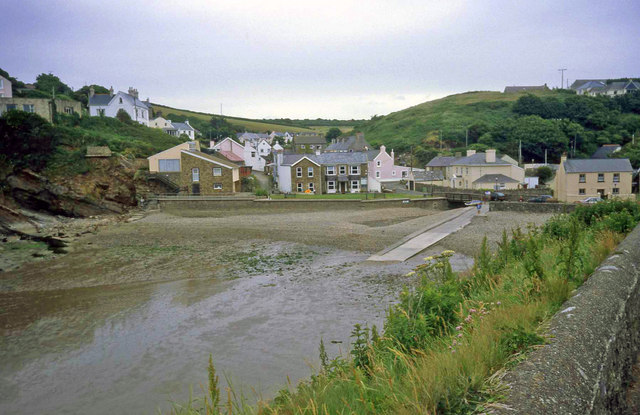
[0,207,552,414]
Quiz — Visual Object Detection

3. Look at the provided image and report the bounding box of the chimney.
[486,149,496,163]
[109,86,114,96]
[356,132,364,140]
[561,153,567,164]
[331,138,336,144]
[185,120,190,125]
[210,140,216,149]
[89,86,95,98]
[380,145,386,154]
[390,149,394,159]
[128,87,139,99]
[466,150,476,157]
[315,150,321,156]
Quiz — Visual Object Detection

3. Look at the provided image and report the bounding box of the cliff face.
[1,158,138,221]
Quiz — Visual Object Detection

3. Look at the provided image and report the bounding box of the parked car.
[577,196,603,204]
[528,195,553,203]
[489,192,505,201]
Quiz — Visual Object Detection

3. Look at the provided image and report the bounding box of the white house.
[270,131,293,144]
[88,87,151,126]
[149,117,196,140]
[243,142,266,171]
[149,116,173,129]
[257,139,272,156]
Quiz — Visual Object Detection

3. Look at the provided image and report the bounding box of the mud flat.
[0,207,552,414]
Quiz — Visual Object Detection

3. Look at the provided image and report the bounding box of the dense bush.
[0,111,58,171]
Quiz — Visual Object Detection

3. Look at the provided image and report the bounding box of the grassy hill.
[361,90,559,150]
[151,104,316,133]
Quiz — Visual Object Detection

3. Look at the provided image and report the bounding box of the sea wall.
[489,201,577,214]
[496,223,640,414]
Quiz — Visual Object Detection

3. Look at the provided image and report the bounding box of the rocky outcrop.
[2,169,133,219]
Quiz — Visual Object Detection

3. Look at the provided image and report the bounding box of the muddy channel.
[0,208,547,414]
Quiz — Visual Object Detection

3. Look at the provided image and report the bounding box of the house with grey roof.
[325,132,371,153]
[275,151,369,193]
[591,144,622,159]
[292,135,327,154]
[504,84,549,93]
[553,155,634,202]
[150,116,197,139]
[571,79,639,96]
[426,150,524,190]
[88,86,151,126]
[237,132,271,145]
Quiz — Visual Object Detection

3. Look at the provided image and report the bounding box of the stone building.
[0,97,82,122]
[179,149,240,195]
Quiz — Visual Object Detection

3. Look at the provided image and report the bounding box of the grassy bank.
[269,193,426,200]
[171,200,640,415]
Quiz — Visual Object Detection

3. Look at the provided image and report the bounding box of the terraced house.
[276,152,368,194]
[180,149,240,195]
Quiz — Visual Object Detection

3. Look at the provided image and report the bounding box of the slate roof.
[411,170,444,181]
[504,85,549,93]
[88,94,112,106]
[451,153,511,166]
[563,158,633,173]
[237,132,270,141]
[326,135,372,152]
[181,150,236,168]
[294,135,326,145]
[172,122,194,131]
[281,152,368,166]
[570,79,606,90]
[426,156,459,167]
[473,174,520,184]
[218,150,244,162]
[591,144,621,159]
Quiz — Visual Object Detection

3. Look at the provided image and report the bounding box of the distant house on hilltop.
[591,144,622,159]
[293,135,326,153]
[150,116,197,139]
[325,132,371,153]
[88,86,151,126]
[571,79,640,96]
[504,84,549,93]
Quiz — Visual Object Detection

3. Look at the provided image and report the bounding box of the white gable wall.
[89,92,150,126]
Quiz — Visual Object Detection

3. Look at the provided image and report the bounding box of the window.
[466,168,469,174]
[213,167,222,176]
[392,170,396,176]
[613,187,620,194]
[339,165,347,175]
[296,167,302,177]
[135,108,139,117]
[98,108,105,116]
[192,168,200,182]
[6,104,16,111]
[297,182,303,192]
[214,183,223,190]
[119,97,123,104]
[188,141,196,150]
[375,171,380,178]
[613,173,620,183]
[402,171,408,178]
[579,174,586,183]
[376,160,381,167]
[309,145,314,150]
[579,188,586,195]
[158,159,180,172]
[351,180,359,190]
[251,151,256,157]
[308,182,315,192]
[598,173,604,182]
[327,181,336,191]
[350,165,359,175]
[22,104,34,113]
[64,106,74,114]
[301,145,305,149]
[308,167,314,177]
[326,165,335,175]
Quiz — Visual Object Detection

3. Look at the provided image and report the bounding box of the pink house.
[211,137,244,160]
[367,145,411,192]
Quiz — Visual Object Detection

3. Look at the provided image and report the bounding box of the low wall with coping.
[496,223,640,414]
[489,201,577,214]
[152,197,449,213]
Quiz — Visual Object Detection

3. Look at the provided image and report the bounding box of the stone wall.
[495,223,640,414]
[489,201,576,214]
[153,197,449,213]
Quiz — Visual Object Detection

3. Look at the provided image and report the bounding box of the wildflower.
[455,326,462,331]
[441,250,455,256]
[448,345,452,349]
[496,301,502,305]
[451,349,456,353]
[465,316,472,323]
[405,271,416,277]
[469,308,477,313]
[458,333,463,338]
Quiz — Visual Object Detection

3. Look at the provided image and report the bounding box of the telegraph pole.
[558,68,567,89]
[465,129,468,148]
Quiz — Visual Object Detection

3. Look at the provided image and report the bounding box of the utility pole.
[439,130,442,151]
[545,148,547,165]
[558,68,567,89]
[465,129,468,148]
[518,140,522,165]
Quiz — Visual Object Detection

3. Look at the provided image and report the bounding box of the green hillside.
[151,104,315,134]
[360,90,640,167]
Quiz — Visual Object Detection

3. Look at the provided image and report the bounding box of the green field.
[151,104,316,133]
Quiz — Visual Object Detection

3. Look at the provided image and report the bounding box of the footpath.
[368,204,487,262]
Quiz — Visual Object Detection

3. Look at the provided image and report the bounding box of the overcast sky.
[2,0,639,119]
